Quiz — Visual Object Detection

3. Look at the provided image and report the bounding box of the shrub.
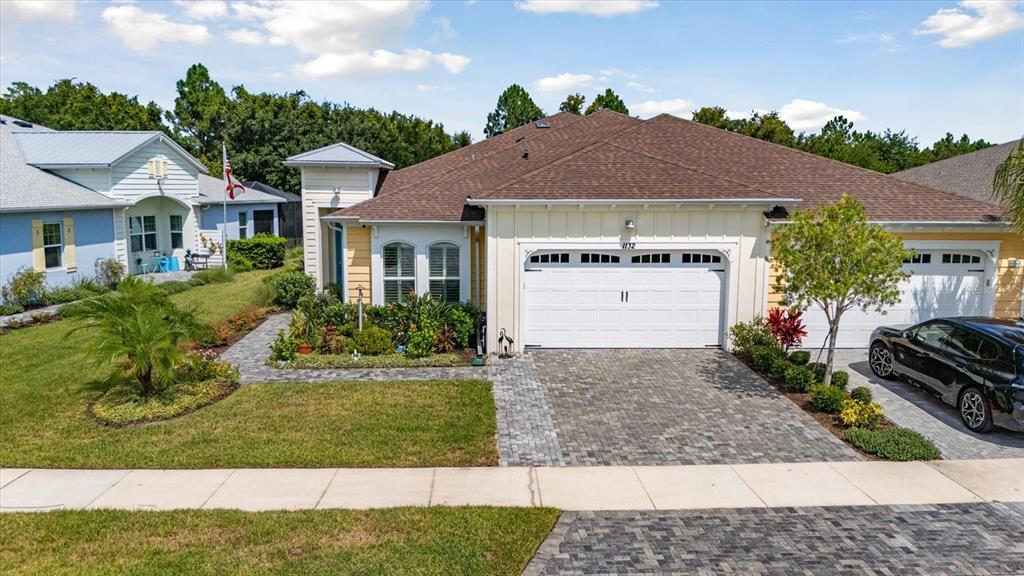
[269,329,298,362]
[0,303,24,316]
[766,307,808,351]
[784,364,816,392]
[64,277,205,396]
[446,308,475,348]
[406,329,437,358]
[729,317,777,355]
[157,280,193,295]
[91,377,236,426]
[227,234,287,269]
[95,258,126,289]
[284,245,304,272]
[840,399,884,430]
[285,352,469,369]
[809,384,846,413]
[844,427,941,461]
[750,345,785,372]
[45,286,93,305]
[191,267,234,286]
[831,370,850,389]
[808,362,827,381]
[770,358,791,380]
[788,350,810,366]
[268,272,314,309]
[318,326,349,355]
[850,386,873,404]
[351,326,392,356]
[2,267,46,308]
[229,255,253,272]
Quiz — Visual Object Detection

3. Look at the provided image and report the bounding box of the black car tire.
[958,387,994,433]
[868,342,895,380]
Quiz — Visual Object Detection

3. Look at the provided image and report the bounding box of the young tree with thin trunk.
[771,195,910,386]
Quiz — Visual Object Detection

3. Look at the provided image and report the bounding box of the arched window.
[429,242,460,302]
[383,242,415,303]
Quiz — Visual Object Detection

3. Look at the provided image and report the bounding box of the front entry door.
[333,228,344,290]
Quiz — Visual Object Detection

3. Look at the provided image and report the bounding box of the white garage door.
[523,250,725,348]
[801,251,988,349]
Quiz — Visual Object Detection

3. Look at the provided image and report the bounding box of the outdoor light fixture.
[1010,259,1022,269]
[624,219,636,231]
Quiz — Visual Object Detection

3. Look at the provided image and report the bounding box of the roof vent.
[535,120,550,128]
[515,136,526,143]
[12,120,32,128]
[522,150,529,159]
[763,205,789,219]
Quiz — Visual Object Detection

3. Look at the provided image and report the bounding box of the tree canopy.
[0,79,165,132]
[585,88,629,115]
[771,195,910,385]
[484,84,544,137]
[559,93,586,115]
[691,106,993,174]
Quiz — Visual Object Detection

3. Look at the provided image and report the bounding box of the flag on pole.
[223,147,245,200]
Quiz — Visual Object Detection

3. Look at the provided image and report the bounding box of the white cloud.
[229,1,470,76]
[417,84,451,92]
[631,98,695,118]
[777,99,864,131]
[626,80,654,93]
[431,16,456,41]
[517,0,658,17]
[915,0,1024,47]
[175,0,228,20]
[534,72,593,93]
[102,5,211,52]
[228,28,265,45]
[724,108,767,120]
[1,0,76,24]
[835,32,899,52]
[435,52,470,74]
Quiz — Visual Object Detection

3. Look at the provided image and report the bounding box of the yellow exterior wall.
[471,225,487,309]
[767,230,1024,318]
[345,225,372,303]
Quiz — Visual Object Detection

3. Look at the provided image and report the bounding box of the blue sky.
[1,1,1021,144]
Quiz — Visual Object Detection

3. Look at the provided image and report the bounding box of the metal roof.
[12,130,208,172]
[283,141,394,168]
[241,180,301,202]
[196,174,285,204]
[0,115,124,212]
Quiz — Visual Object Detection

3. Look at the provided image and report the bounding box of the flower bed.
[268,292,483,369]
[731,316,941,461]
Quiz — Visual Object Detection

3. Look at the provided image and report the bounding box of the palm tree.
[67,278,203,396]
[992,139,1024,234]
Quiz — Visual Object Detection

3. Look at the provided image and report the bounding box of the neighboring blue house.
[0,115,285,289]
[197,174,286,250]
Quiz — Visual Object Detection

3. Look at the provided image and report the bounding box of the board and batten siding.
[51,168,111,193]
[109,141,200,202]
[485,205,770,353]
[299,166,377,288]
[766,230,1024,319]
[345,225,372,303]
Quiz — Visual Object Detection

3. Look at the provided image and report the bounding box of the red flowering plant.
[766,306,807,352]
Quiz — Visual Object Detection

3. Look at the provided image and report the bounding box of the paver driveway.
[530,349,857,465]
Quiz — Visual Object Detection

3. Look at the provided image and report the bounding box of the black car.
[869,317,1024,433]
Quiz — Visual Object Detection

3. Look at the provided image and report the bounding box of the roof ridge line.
[381,113,589,197]
[471,117,649,198]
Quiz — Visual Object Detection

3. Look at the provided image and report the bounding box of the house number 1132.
[620,242,636,249]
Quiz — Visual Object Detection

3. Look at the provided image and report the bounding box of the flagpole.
[222,143,228,270]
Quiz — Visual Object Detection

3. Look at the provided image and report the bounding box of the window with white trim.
[42,222,62,268]
[529,253,569,264]
[238,211,248,240]
[429,242,460,302]
[905,253,931,264]
[383,242,416,304]
[679,253,721,264]
[941,253,980,264]
[631,253,672,264]
[169,215,184,249]
[581,253,620,264]
[129,216,157,253]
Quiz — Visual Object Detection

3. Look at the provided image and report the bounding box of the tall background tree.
[772,195,910,386]
[0,79,164,132]
[166,64,230,176]
[585,88,629,115]
[559,93,586,115]
[991,138,1024,233]
[484,84,544,137]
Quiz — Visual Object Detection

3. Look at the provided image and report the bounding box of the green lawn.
[0,271,499,468]
[0,507,559,576]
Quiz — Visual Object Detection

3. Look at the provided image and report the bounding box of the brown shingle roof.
[892,140,1018,205]
[331,110,1004,223]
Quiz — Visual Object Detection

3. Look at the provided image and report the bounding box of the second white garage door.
[523,250,725,348]
[801,250,989,349]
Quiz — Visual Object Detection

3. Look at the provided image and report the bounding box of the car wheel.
[958,387,994,433]
[869,343,894,379]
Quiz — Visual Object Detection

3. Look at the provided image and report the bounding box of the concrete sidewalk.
[2,459,1020,513]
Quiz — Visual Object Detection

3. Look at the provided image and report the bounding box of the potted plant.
[289,310,317,355]
[297,341,314,355]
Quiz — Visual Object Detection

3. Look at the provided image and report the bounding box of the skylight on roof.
[535,120,550,128]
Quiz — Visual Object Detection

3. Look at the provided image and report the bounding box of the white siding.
[51,168,111,193]
[485,205,769,353]
[300,166,378,288]
[109,141,200,203]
